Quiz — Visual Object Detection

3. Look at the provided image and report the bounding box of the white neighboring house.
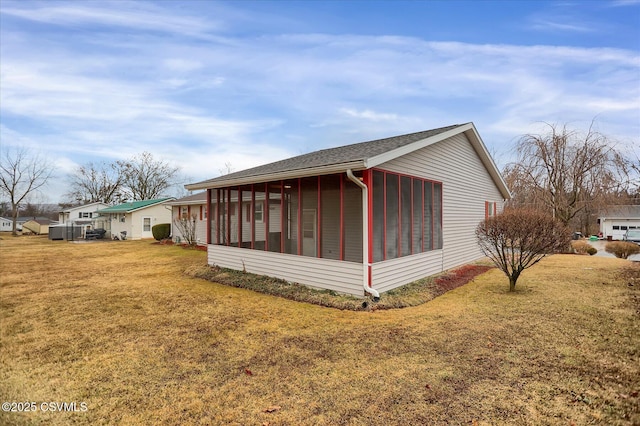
[165,192,208,246]
[185,123,511,298]
[598,206,640,240]
[0,217,12,231]
[95,198,174,240]
[58,202,110,236]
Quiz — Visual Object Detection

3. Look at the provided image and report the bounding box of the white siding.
[372,250,443,293]
[129,204,173,240]
[208,244,364,296]
[375,132,503,289]
[600,218,640,240]
[171,205,208,245]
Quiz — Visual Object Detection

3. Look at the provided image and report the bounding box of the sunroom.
[186,123,510,297]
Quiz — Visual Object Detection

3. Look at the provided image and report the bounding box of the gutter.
[346,169,380,302]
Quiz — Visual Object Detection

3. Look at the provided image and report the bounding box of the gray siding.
[208,244,364,296]
[375,132,503,289]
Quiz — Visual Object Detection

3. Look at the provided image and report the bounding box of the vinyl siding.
[208,244,364,296]
[374,132,503,290]
[129,204,173,240]
[372,250,443,293]
[171,205,208,245]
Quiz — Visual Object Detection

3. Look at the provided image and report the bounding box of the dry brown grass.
[1,234,638,425]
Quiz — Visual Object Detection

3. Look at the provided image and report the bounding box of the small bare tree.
[476,209,572,291]
[173,213,198,246]
[0,146,55,235]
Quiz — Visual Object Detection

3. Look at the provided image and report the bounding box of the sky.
[1,0,639,203]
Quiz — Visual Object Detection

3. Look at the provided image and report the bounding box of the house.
[95,198,174,240]
[185,123,511,298]
[165,192,208,246]
[22,218,55,235]
[58,202,110,238]
[58,202,110,226]
[0,217,12,231]
[598,206,640,240]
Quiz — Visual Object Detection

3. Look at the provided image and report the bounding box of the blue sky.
[1,0,639,202]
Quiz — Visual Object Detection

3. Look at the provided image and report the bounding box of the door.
[302,209,317,257]
[142,217,153,239]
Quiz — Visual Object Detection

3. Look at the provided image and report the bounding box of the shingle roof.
[189,124,463,188]
[599,205,640,219]
[165,192,207,205]
[96,198,173,214]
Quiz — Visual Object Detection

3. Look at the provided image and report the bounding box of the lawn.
[0,235,638,425]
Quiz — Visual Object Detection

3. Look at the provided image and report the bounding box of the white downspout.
[346,169,380,301]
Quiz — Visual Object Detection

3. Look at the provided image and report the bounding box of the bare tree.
[118,152,180,201]
[476,209,572,292]
[0,146,55,235]
[505,121,632,233]
[219,162,234,176]
[173,212,198,246]
[65,161,125,204]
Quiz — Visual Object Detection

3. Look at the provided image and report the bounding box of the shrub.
[586,247,597,256]
[152,223,171,241]
[571,240,593,255]
[476,209,572,291]
[605,241,640,259]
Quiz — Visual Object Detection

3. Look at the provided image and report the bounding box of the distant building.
[96,198,174,240]
[598,206,640,240]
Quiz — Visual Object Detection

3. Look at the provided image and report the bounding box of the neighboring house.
[58,202,110,237]
[598,206,640,240]
[165,192,208,246]
[95,198,174,240]
[0,217,12,231]
[185,123,511,298]
[15,216,51,232]
[58,202,110,225]
[22,218,55,235]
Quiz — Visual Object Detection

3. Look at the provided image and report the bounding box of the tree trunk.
[11,203,18,236]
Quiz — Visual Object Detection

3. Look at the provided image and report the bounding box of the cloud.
[528,19,594,33]
[1,1,638,201]
[1,0,219,37]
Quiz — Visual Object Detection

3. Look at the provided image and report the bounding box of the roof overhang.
[185,160,366,191]
[185,123,511,200]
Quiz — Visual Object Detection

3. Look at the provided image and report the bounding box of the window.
[143,218,151,232]
[245,202,264,223]
[254,202,263,222]
[485,201,497,218]
[180,206,188,219]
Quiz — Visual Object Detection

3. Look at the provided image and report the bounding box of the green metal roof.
[95,198,173,214]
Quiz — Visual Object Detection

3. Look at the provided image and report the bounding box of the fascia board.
[463,125,512,200]
[125,198,175,213]
[165,200,206,206]
[185,161,365,190]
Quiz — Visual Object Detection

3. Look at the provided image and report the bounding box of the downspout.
[346,169,380,302]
